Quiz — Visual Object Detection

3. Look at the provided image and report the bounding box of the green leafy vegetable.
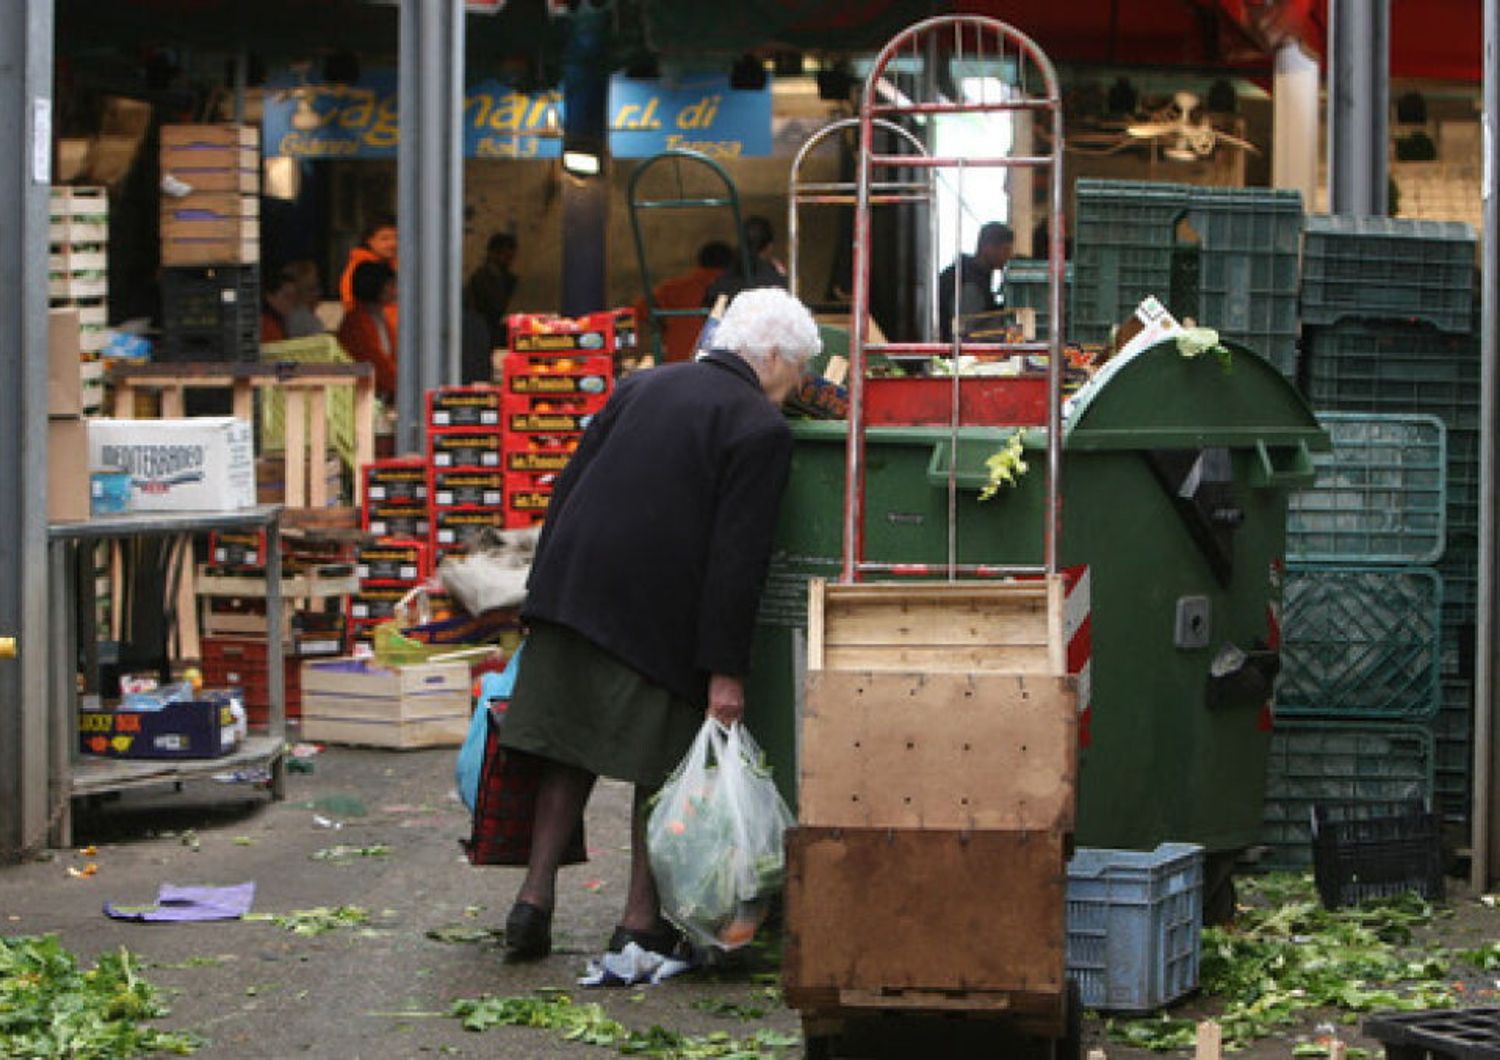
[0,934,200,1056]
[451,992,797,1057]
[248,905,370,936]
[977,430,1028,502]
[310,844,391,861]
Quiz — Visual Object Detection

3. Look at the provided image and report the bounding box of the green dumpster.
[748,337,1329,875]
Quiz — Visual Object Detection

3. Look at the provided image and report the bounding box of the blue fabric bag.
[456,642,524,813]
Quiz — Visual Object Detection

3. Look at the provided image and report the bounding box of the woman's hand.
[707,673,745,727]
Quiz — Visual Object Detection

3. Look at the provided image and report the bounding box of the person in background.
[260,270,303,344]
[335,260,398,402]
[280,259,328,337]
[465,232,519,351]
[339,214,399,343]
[702,215,788,309]
[497,287,822,965]
[938,221,1014,343]
[635,240,733,362]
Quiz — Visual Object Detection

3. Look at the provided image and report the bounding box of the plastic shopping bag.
[456,642,525,813]
[647,719,793,951]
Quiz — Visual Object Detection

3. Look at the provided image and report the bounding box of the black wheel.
[802,1016,839,1060]
[1052,979,1082,1060]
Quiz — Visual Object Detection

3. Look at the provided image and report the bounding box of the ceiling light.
[562,147,602,176]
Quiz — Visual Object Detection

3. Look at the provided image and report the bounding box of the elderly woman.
[499,286,822,962]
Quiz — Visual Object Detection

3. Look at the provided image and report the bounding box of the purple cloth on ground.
[104,882,256,922]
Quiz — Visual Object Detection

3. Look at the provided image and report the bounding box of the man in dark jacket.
[497,287,822,964]
[938,221,1014,342]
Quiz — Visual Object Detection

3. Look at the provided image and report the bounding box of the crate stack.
[48,186,110,367]
[427,388,507,559]
[500,313,616,528]
[198,530,353,725]
[353,457,433,653]
[1298,216,1479,826]
[1070,180,1303,376]
[158,124,260,363]
[1259,412,1447,870]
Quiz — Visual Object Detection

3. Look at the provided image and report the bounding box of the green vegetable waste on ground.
[0,934,199,1057]
[450,991,800,1058]
[1107,874,1470,1053]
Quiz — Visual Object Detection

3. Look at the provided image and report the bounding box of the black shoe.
[504,901,552,961]
[606,921,684,958]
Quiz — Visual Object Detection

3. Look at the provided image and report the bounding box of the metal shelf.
[47,505,287,845]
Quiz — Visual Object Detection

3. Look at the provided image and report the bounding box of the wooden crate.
[800,671,1075,831]
[300,657,471,749]
[807,578,1066,675]
[782,826,1068,1011]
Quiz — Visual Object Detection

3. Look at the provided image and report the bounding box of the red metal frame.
[841,14,1068,583]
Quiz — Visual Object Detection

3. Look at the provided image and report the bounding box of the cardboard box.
[300,657,472,748]
[48,417,91,523]
[79,694,240,759]
[48,309,82,417]
[88,417,256,512]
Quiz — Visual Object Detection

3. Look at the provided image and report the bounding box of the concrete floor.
[0,743,800,1058]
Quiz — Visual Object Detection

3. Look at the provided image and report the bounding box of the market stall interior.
[6,0,1500,1054]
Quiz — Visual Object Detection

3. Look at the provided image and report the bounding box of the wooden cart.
[780,14,1080,1057]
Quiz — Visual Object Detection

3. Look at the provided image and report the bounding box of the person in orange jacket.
[339,214,399,340]
[634,240,733,362]
[336,260,398,402]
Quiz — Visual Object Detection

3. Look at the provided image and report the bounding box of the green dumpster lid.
[1063,337,1330,452]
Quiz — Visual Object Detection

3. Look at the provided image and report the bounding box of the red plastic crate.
[200,636,309,721]
[362,458,428,507]
[209,529,268,567]
[363,502,429,539]
[503,444,577,473]
[355,539,430,586]
[432,507,506,550]
[429,467,505,510]
[426,385,503,429]
[507,313,615,355]
[428,429,504,469]
[503,509,547,530]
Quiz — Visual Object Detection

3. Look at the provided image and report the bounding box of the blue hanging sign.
[263,72,563,160]
[608,74,771,159]
[261,71,769,160]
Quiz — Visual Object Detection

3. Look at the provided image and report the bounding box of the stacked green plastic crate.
[1071,180,1303,375]
[1298,215,1479,826]
[1262,413,1446,868]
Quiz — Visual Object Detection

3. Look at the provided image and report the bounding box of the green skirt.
[499,620,704,789]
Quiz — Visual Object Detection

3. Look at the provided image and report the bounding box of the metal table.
[47,506,286,846]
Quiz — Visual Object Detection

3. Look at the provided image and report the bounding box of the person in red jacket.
[335,261,397,401]
[339,214,399,342]
[634,240,733,362]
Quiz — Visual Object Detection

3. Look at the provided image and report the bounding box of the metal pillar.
[559,8,610,317]
[0,0,56,859]
[396,0,465,455]
[1326,0,1389,216]
[1272,41,1320,209]
[1475,0,1499,891]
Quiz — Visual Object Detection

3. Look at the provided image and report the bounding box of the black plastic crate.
[1311,800,1444,909]
[1365,1006,1500,1059]
[159,264,260,362]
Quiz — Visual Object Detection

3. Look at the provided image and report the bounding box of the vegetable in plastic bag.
[647,720,792,951]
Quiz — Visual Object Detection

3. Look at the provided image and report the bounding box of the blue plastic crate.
[1286,412,1446,565]
[1302,215,1476,333]
[1260,721,1434,870]
[1277,565,1442,721]
[1066,843,1203,1013]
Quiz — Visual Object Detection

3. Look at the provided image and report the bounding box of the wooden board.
[297,713,468,749]
[808,578,1065,675]
[783,826,1067,1002]
[800,671,1075,831]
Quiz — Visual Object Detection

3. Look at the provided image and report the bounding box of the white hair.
[712,287,822,369]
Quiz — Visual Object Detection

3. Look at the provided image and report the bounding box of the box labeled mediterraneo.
[210,528,267,567]
[430,468,505,509]
[428,429,503,469]
[300,657,471,748]
[363,502,429,540]
[427,386,502,429]
[79,692,240,759]
[349,586,410,623]
[88,417,255,511]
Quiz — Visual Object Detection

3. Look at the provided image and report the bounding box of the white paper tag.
[31,98,51,185]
